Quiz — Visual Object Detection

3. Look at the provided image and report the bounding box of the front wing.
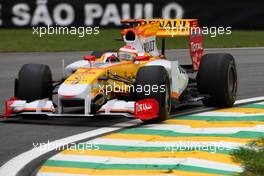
[2,98,159,121]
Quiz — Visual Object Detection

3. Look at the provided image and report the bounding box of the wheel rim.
[228,66,237,98]
[165,80,171,113]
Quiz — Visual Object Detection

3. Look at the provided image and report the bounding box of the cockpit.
[117,51,137,61]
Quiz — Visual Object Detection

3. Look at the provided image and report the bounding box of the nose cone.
[58,84,90,99]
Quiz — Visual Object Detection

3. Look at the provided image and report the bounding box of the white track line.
[1,96,264,176]
[235,96,264,104]
[0,120,139,176]
[192,111,264,117]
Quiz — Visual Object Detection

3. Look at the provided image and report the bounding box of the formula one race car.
[3,19,237,122]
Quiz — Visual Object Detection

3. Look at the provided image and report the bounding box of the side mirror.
[135,55,150,61]
[83,55,96,61]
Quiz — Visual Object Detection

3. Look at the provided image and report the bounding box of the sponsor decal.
[4,97,19,117]
[189,30,204,70]
[143,40,155,53]
[134,98,159,120]
[190,41,203,52]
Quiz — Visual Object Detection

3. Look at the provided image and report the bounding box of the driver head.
[118,45,138,61]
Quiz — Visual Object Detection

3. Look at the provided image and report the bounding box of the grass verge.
[232,138,264,176]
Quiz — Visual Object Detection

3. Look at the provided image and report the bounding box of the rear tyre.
[197,53,237,107]
[135,66,171,122]
[15,64,53,102]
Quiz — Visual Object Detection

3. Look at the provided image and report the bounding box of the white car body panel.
[145,59,189,95]
[98,99,135,114]
[58,84,90,99]
[11,99,55,113]
[123,33,159,56]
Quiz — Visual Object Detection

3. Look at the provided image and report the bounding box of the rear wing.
[121,19,199,37]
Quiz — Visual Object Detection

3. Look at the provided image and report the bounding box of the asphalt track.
[0,48,264,175]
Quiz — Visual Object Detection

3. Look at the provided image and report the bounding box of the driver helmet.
[118,45,138,61]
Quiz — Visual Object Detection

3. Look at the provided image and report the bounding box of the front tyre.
[15,64,53,102]
[135,66,171,122]
[197,53,237,107]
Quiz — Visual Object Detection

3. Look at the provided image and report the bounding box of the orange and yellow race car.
[3,19,237,122]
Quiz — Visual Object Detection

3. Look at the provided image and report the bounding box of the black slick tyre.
[197,53,237,107]
[15,64,53,102]
[135,66,171,122]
